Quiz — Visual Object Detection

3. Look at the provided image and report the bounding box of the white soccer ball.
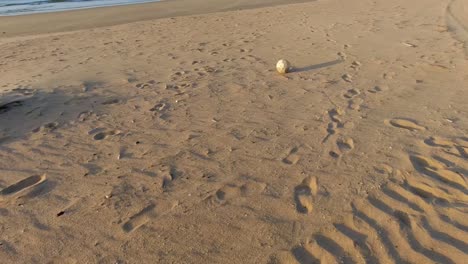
[276,59,291,74]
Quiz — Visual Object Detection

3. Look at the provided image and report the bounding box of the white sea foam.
[0,0,160,16]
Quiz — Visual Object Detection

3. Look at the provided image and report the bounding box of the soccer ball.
[276,59,291,74]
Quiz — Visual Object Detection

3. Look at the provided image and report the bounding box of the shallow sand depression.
[0,0,467,263]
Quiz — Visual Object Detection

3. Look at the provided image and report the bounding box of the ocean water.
[0,0,160,16]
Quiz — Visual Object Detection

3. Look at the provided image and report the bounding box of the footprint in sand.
[327,122,337,135]
[122,204,156,233]
[0,174,47,201]
[368,85,387,94]
[328,137,355,158]
[149,102,169,113]
[294,176,318,214]
[211,180,266,205]
[338,52,347,60]
[322,122,339,144]
[343,88,360,99]
[135,80,156,89]
[387,118,426,131]
[32,122,59,133]
[350,60,361,70]
[329,150,341,158]
[101,98,121,105]
[283,147,301,165]
[328,108,345,123]
[157,165,175,189]
[92,130,121,140]
[342,74,353,83]
[348,98,364,110]
[323,109,345,143]
[214,184,241,202]
[337,137,355,152]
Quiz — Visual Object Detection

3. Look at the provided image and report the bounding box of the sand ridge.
[0,0,467,263]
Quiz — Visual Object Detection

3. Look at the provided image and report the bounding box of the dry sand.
[0,0,467,263]
[0,0,311,37]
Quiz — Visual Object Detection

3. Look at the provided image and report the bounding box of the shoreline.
[0,0,312,37]
[0,0,162,17]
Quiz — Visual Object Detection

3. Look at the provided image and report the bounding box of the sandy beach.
[0,0,467,263]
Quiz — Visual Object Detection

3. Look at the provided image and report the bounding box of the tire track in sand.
[272,129,467,264]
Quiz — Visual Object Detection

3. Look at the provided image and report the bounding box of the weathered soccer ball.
[276,59,291,74]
